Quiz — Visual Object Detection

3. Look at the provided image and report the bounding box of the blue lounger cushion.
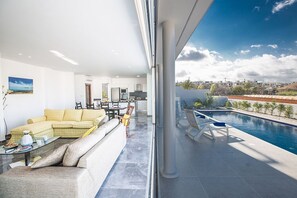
[213,122,226,127]
[196,115,206,119]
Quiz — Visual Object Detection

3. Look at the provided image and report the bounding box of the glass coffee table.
[0,137,60,166]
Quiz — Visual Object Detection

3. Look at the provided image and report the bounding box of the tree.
[197,84,205,89]
[210,84,217,95]
[284,105,294,118]
[253,102,259,112]
[258,103,263,113]
[242,101,251,111]
[243,82,252,94]
[263,102,271,114]
[181,79,195,90]
[232,101,238,108]
[270,102,277,115]
[277,104,286,116]
[252,102,263,113]
[237,101,243,109]
[225,101,232,108]
[204,94,214,108]
[193,99,203,109]
[232,85,245,95]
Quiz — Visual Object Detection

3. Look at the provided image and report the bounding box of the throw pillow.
[94,118,119,135]
[31,144,69,169]
[63,131,105,167]
[121,114,130,126]
[82,125,97,138]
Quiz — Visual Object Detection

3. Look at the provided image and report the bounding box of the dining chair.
[75,102,83,109]
[118,105,134,137]
[86,103,95,109]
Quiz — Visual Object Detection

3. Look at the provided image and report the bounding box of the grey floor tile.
[117,147,149,163]
[102,162,148,190]
[96,188,146,198]
[200,177,261,198]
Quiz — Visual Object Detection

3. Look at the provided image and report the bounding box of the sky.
[176,0,297,83]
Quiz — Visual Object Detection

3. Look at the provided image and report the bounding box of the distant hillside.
[278,82,297,91]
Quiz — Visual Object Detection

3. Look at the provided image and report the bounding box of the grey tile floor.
[158,118,297,198]
[0,115,153,198]
[96,116,153,198]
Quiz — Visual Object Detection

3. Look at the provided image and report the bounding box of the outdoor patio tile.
[200,177,261,198]
[190,157,239,177]
[226,156,286,177]
[243,176,297,198]
[160,177,209,198]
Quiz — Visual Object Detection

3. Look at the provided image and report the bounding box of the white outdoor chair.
[184,109,231,142]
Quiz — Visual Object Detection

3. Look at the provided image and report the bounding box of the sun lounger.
[184,109,231,142]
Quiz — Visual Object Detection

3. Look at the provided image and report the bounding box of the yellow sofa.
[10,109,107,142]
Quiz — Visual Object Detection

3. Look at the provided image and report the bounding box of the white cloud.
[240,50,250,55]
[267,44,278,49]
[295,40,297,45]
[176,46,297,83]
[251,44,262,48]
[272,0,297,13]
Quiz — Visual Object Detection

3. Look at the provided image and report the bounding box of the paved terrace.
[158,114,297,198]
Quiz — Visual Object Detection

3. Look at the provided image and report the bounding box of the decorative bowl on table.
[3,142,19,150]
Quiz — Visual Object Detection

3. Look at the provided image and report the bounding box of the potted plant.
[2,86,12,141]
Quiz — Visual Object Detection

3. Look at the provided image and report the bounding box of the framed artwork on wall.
[8,77,33,94]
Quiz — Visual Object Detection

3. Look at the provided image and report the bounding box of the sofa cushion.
[31,144,69,169]
[63,109,83,122]
[27,116,46,124]
[94,118,119,135]
[81,109,105,121]
[72,121,93,129]
[45,109,65,121]
[11,122,53,135]
[52,121,76,129]
[63,131,105,166]
[82,126,97,138]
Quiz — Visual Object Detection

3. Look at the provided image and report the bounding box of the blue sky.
[176,0,297,82]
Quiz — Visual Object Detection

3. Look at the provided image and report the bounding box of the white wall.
[0,54,4,140]
[74,75,147,104]
[1,59,75,134]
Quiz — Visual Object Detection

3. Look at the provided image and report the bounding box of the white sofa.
[0,121,126,198]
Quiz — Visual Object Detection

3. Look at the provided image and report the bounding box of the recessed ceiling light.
[28,56,31,59]
[136,75,140,78]
[18,53,22,56]
[49,50,79,65]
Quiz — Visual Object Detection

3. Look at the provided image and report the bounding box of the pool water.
[202,111,297,155]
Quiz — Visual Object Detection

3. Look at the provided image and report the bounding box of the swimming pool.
[201,111,297,155]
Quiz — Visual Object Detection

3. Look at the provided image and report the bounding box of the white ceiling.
[0,0,149,77]
[156,0,213,65]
